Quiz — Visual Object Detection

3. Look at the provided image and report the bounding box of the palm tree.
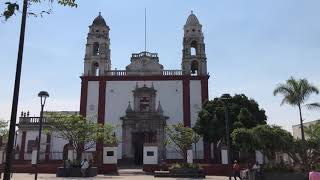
[273,77,320,141]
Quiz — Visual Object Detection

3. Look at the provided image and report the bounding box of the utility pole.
[4,0,28,179]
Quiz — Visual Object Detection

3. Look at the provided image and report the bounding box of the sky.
[0,0,320,132]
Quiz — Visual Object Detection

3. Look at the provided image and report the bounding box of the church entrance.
[120,84,168,166]
[132,132,144,165]
[132,132,156,165]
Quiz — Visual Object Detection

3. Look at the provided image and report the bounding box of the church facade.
[80,12,210,164]
[14,12,212,166]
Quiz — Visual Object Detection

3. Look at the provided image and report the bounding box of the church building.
[15,12,211,167]
[80,12,210,164]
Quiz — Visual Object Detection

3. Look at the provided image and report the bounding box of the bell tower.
[84,13,111,76]
[182,11,207,75]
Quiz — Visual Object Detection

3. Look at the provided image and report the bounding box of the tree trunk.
[298,104,305,141]
[182,149,187,164]
[213,142,221,164]
[76,146,82,161]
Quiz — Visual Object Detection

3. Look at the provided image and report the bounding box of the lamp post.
[220,93,232,180]
[34,91,49,180]
[4,0,29,179]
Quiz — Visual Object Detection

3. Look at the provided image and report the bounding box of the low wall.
[3,162,118,174]
[99,164,118,174]
[143,164,233,176]
[263,172,307,180]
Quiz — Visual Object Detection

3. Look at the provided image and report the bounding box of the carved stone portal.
[121,83,168,165]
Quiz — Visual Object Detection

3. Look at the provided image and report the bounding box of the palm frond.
[305,103,320,110]
[275,77,320,107]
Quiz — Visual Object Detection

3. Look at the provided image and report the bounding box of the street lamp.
[34,91,49,180]
[220,93,232,180]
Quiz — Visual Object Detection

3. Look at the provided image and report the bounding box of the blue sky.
[1,0,320,131]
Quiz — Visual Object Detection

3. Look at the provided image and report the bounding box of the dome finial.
[185,11,200,26]
[92,12,107,26]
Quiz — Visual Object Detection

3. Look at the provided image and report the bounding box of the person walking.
[233,160,242,180]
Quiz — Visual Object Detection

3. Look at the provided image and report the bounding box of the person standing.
[233,160,242,180]
[252,161,261,180]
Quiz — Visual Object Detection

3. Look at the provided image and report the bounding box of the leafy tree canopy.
[165,123,199,162]
[0,120,8,143]
[231,125,293,162]
[2,0,77,20]
[194,94,267,143]
[45,113,116,160]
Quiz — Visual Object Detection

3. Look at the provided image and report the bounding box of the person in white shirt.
[252,162,261,180]
[81,159,89,177]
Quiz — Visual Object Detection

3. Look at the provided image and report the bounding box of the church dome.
[185,11,200,26]
[92,12,107,26]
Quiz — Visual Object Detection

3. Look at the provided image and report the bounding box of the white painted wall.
[192,137,204,159]
[24,130,47,160]
[86,81,99,151]
[16,131,22,149]
[190,80,204,159]
[190,80,202,126]
[24,131,47,152]
[51,133,68,152]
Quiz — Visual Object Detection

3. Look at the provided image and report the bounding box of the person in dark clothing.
[233,160,242,180]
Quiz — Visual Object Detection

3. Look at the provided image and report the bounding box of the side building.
[292,119,320,139]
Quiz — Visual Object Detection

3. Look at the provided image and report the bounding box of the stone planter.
[56,167,98,177]
[155,168,205,178]
[262,172,307,180]
[169,168,204,174]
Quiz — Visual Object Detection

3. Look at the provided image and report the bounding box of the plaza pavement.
[9,173,229,180]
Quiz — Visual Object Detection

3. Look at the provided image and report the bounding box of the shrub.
[169,163,202,170]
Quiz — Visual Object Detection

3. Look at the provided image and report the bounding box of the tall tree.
[194,94,267,163]
[194,94,267,144]
[273,77,320,141]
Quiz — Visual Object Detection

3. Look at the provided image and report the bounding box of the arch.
[93,42,100,55]
[190,40,197,56]
[92,62,100,76]
[191,60,199,75]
